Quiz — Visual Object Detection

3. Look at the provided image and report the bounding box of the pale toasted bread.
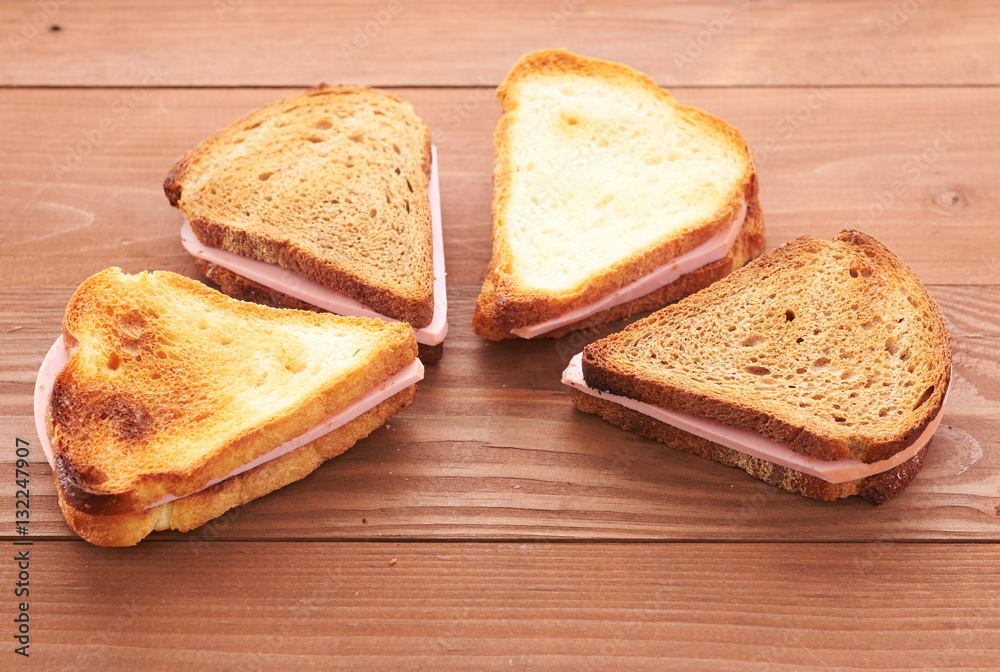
[45,268,418,544]
[574,231,951,501]
[473,49,762,339]
[192,258,444,364]
[164,85,434,328]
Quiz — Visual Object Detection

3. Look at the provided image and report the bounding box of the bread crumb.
[389,558,397,566]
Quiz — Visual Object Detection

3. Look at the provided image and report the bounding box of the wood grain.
[2,541,999,670]
[4,286,998,542]
[1,87,998,288]
[2,0,999,87]
[2,4,998,665]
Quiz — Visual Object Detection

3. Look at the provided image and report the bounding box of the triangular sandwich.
[474,49,764,340]
[164,85,447,362]
[564,231,951,502]
[35,268,421,545]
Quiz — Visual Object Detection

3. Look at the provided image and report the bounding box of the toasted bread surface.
[48,268,416,515]
[57,387,414,547]
[473,197,765,340]
[164,85,434,327]
[194,258,444,364]
[474,49,759,335]
[581,231,952,464]
[571,389,926,503]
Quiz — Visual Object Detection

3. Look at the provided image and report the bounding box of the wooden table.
[2,1,999,668]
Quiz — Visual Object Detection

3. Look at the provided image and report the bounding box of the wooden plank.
[1,541,998,669]
[1,1,993,665]
[4,405,998,542]
[2,0,999,87]
[1,86,998,287]
[3,86,998,544]
[4,284,998,542]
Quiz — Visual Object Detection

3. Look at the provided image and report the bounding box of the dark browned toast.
[575,230,951,501]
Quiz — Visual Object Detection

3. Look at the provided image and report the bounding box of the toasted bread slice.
[574,231,951,500]
[164,85,434,327]
[473,49,762,339]
[45,268,417,543]
[191,258,443,365]
[57,386,414,547]
[571,390,928,504]
[475,200,765,340]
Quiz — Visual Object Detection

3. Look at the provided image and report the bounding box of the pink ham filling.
[180,146,447,346]
[562,353,946,484]
[34,336,423,509]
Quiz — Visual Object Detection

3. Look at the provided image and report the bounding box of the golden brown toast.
[164,85,434,327]
[58,387,414,547]
[576,231,951,500]
[473,49,762,339]
[46,268,417,544]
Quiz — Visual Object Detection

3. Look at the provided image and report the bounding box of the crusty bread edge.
[473,194,765,340]
[50,269,419,513]
[571,389,927,503]
[193,259,443,364]
[580,230,953,464]
[164,85,435,328]
[56,386,415,546]
[481,48,758,331]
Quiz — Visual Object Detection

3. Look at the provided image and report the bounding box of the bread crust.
[571,389,927,503]
[48,269,418,516]
[57,387,415,546]
[475,49,760,335]
[473,197,765,340]
[194,259,443,364]
[164,84,434,328]
[581,231,952,464]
